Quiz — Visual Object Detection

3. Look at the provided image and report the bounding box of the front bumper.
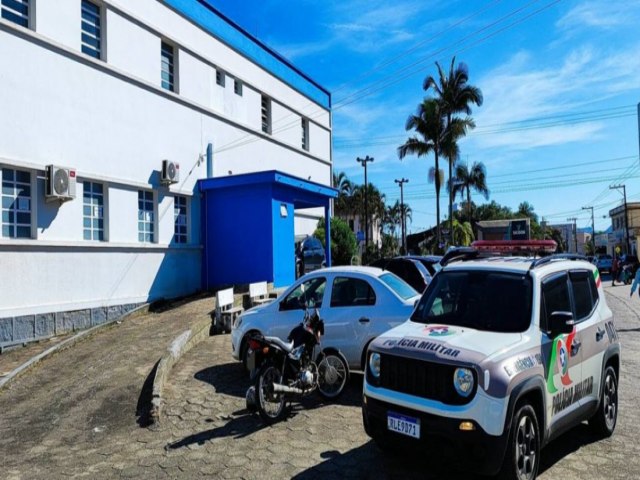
[362,395,509,476]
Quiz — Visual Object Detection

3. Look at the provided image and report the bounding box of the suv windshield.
[411,270,533,333]
[379,273,418,300]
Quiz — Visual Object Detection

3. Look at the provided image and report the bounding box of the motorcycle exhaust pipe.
[272,383,303,394]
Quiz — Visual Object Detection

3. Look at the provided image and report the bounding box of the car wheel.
[589,366,618,437]
[499,404,540,480]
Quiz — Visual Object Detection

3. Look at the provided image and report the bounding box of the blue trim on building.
[161,0,331,109]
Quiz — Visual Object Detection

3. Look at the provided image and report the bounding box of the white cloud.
[467,42,640,151]
[556,1,634,31]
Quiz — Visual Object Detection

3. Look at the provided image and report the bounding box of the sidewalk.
[0,333,72,380]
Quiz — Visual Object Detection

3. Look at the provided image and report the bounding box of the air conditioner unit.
[161,159,180,185]
[45,165,77,202]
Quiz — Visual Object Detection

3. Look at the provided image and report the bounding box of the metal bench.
[214,288,243,334]
[249,281,272,307]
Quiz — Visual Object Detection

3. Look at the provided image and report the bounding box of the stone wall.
[0,303,143,350]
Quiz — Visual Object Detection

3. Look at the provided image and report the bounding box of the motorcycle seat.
[264,336,294,353]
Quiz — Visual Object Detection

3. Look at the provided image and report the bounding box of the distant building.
[609,202,640,255]
[476,218,531,241]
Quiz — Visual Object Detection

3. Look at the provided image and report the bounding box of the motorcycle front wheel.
[255,362,287,424]
[317,352,349,400]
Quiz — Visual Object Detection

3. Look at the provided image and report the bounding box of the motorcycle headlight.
[369,352,381,379]
[453,368,474,397]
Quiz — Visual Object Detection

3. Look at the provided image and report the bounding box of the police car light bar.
[471,240,557,254]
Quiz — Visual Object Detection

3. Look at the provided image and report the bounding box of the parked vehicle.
[231,266,421,371]
[370,257,432,293]
[363,245,620,479]
[245,308,348,423]
[295,236,325,278]
[594,254,613,274]
[405,255,443,276]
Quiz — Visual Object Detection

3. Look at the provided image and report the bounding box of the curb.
[0,304,150,392]
[149,315,212,425]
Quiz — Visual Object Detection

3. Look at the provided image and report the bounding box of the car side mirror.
[549,311,574,335]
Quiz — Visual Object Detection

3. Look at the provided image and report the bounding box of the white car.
[231,266,421,371]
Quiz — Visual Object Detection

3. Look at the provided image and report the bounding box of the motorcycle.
[244,308,349,424]
[621,264,635,285]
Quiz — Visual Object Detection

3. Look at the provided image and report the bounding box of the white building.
[0,0,332,346]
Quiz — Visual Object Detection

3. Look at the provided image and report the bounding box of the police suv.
[362,242,620,480]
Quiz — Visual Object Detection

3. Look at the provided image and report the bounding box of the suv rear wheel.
[589,366,618,437]
[500,404,540,480]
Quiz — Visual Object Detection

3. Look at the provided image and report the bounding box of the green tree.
[332,171,355,218]
[475,200,514,221]
[314,217,357,266]
[450,161,489,222]
[398,98,446,246]
[451,219,475,246]
[424,57,483,246]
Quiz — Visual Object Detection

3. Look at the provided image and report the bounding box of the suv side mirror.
[549,311,574,335]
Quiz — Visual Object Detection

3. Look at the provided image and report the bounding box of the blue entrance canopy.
[199,171,338,289]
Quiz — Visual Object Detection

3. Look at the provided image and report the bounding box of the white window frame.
[234,79,243,96]
[1,166,33,239]
[82,181,106,241]
[216,69,226,87]
[1,0,31,29]
[174,195,188,244]
[138,190,156,243]
[301,117,309,151]
[261,95,272,134]
[81,0,104,60]
[161,40,178,93]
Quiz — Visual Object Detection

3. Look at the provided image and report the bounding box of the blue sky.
[209,0,640,233]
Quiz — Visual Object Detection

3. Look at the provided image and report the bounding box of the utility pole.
[395,178,409,255]
[357,156,374,252]
[582,206,595,255]
[567,217,578,253]
[541,217,546,240]
[610,184,630,254]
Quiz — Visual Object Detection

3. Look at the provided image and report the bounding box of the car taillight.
[248,339,261,350]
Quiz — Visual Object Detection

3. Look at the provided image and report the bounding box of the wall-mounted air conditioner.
[161,159,180,185]
[45,165,76,202]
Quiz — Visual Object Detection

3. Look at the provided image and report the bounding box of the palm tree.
[452,219,475,246]
[398,98,446,246]
[424,57,483,245]
[450,161,489,222]
[332,171,355,218]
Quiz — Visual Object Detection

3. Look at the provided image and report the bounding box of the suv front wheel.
[589,366,618,437]
[500,404,540,480]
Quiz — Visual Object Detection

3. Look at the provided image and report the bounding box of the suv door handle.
[571,339,582,356]
[359,317,370,324]
[596,328,606,341]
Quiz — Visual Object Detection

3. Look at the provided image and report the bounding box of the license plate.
[387,412,420,439]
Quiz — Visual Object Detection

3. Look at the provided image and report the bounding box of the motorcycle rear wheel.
[255,362,287,424]
[317,353,348,400]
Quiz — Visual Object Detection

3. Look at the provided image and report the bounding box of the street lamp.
[395,178,409,254]
[357,156,374,251]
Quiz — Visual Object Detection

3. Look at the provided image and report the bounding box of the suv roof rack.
[529,253,589,270]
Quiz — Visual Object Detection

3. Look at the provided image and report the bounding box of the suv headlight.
[369,352,381,379]
[453,368,474,397]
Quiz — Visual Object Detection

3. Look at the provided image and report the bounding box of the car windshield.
[411,270,533,333]
[379,273,418,300]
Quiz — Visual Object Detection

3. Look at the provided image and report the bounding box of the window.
[161,41,175,92]
[570,271,595,321]
[83,181,104,241]
[1,167,31,238]
[174,195,187,244]
[261,95,271,134]
[234,79,243,96]
[216,69,225,87]
[541,273,570,331]
[280,277,326,311]
[138,190,154,243]
[411,271,533,333]
[1,0,29,28]
[301,118,309,150]
[81,1,102,59]
[331,277,376,307]
[379,273,417,300]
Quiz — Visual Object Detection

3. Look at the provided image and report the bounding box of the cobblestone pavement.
[0,332,73,378]
[1,285,638,479]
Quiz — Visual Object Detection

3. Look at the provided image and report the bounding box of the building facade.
[0,0,331,346]
[609,202,640,255]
